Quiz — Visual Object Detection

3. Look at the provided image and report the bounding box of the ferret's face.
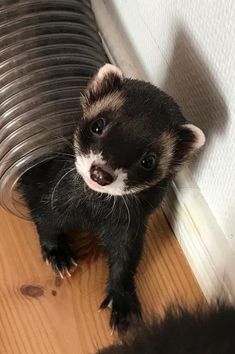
[74,64,205,196]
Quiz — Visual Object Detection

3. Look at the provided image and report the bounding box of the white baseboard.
[92,0,235,302]
[164,169,235,302]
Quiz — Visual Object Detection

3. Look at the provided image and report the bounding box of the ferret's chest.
[58,185,123,231]
[54,172,141,233]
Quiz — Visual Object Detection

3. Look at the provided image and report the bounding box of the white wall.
[98,0,235,250]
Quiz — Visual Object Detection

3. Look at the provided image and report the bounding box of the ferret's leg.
[99,224,146,333]
[36,223,77,277]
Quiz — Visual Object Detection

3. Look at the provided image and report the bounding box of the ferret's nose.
[90,165,114,186]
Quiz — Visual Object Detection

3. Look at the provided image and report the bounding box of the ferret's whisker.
[50,167,76,210]
[122,195,131,232]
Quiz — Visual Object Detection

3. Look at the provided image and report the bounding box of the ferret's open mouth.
[82,174,111,194]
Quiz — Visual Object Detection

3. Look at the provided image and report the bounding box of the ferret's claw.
[65,268,71,277]
[110,327,114,336]
[71,259,78,267]
[55,267,64,279]
[58,271,64,279]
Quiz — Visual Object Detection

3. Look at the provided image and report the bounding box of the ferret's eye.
[140,154,156,170]
[90,118,105,136]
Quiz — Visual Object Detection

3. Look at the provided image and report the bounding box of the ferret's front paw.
[41,241,77,278]
[99,290,142,333]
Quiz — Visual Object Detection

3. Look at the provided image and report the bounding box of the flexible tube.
[0,0,107,218]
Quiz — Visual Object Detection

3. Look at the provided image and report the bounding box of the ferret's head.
[74,64,205,195]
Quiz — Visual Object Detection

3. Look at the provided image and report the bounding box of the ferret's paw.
[41,242,77,278]
[99,290,142,333]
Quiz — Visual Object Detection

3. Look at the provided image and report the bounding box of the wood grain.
[0,207,204,354]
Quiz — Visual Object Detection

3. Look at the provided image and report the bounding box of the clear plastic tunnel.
[0,0,108,218]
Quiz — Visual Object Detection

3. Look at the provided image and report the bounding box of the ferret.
[21,64,205,333]
[97,303,235,353]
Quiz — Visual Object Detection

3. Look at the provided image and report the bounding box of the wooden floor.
[0,207,204,354]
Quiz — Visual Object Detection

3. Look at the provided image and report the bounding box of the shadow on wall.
[162,26,229,173]
[162,26,231,298]
[128,23,231,296]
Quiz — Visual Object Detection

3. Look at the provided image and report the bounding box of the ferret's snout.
[90,164,115,186]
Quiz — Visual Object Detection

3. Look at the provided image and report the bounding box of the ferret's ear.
[82,64,123,106]
[174,123,205,166]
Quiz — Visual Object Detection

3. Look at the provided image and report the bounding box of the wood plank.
[0,207,204,354]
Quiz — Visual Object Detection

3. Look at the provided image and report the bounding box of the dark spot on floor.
[20,285,44,298]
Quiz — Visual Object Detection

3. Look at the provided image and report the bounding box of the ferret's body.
[21,64,205,332]
[21,143,166,331]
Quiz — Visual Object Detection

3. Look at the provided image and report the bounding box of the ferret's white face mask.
[75,151,129,195]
